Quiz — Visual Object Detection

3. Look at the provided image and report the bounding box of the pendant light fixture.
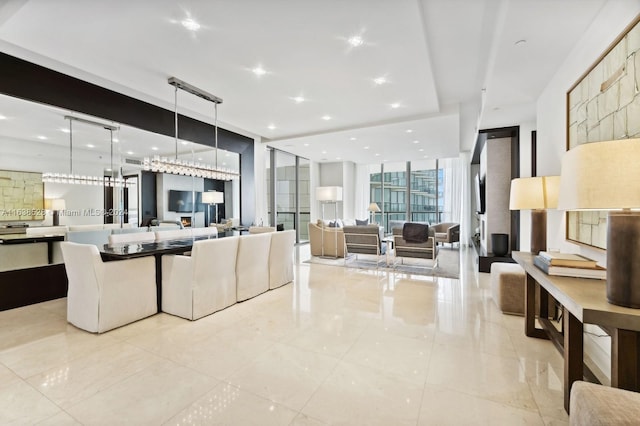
[143,77,239,181]
[42,116,121,186]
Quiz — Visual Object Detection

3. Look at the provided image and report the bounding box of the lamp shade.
[509,176,559,210]
[367,202,381,212]
[51,198,66,211]
[202,191,223,204]
[557,139,640,210]
[316,186,343,202]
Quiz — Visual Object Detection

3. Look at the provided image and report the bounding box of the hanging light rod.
[167,77,223,104]
[63,115,119,131]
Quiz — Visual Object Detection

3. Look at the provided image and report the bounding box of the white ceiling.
[0,0,611,165]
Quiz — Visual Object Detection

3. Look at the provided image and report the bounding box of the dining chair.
[162,236,240,320]
[60,241,157,333]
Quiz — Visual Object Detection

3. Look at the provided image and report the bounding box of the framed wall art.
[566,14,640,249]
[0,170,45,221]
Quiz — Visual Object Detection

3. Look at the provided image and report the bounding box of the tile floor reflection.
[0,246,567,425]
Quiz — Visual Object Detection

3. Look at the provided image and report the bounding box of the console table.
[0,233,67,311]
[512,251,640,413]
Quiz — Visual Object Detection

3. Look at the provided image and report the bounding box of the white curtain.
[442,155,469,246]
[442,157,461,223]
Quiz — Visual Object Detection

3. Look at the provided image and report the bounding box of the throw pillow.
[328,221,338,228]
[355,218,369,226]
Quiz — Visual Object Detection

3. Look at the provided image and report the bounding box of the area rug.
[304,247,460,279]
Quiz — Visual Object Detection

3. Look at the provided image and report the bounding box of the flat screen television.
[168,190,204,213]
[474,174,486,214]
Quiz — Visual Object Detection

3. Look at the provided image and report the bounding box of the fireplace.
[180,216,192,228]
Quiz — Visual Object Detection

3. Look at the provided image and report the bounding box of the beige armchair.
[343,225,385,265]
[431,222,460,247]
[392,226,436,263]
[570,381,640,425]
[308,222,345,258]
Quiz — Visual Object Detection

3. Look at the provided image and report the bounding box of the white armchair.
[236,233,272,301]
[60,241,157,333]
[269,229,295,289]
[162,237,240,320]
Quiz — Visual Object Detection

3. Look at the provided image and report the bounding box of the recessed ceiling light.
[336,157,342,160]
[406,129,413,133]
[292,96,305,103]
[86,144,95,148]
[37,135,47,140]
[321,115,331,121]
[350,137,357,141]
[267,124,276,130]
[347,35,364,47]
[112,138,119,143]
[418,148,424,152]
[364,146,370,150]
[59,127,69,133]
[197,157,203,161]
[252,66,267,76]
[126,151,134,155]
[413,140,419,144]
[375,153,380,156]
[151,147,159,151]
[390,103,400,109]
[181,141,189,145]
[0,115,6,120]
[181,18,200,32]
[304,143,309,147]
[322,150,327,154]
[373,76,387,85]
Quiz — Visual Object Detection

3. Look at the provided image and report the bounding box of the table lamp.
[202,191,224,226]
[509,176,559,254]
[557,138,640,308]
[367,202,381,224]
[46,198,66,226]
[316,186,343,258]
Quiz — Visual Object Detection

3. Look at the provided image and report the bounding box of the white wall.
[318,162,345,220]
[517,121,536,252]
[535,2,640,383]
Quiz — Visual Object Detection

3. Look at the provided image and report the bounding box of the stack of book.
[534,251,606,280]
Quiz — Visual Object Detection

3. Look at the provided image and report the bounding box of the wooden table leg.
[525,273,548,339]
[564,307,583,414]
[612,329,640,391]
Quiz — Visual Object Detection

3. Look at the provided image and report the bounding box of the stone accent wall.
[0,170,44,221]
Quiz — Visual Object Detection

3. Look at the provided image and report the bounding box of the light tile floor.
[0,246,568,425]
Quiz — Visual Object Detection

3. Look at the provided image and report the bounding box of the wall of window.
[266,148,310,243]
[369,159,446,233]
